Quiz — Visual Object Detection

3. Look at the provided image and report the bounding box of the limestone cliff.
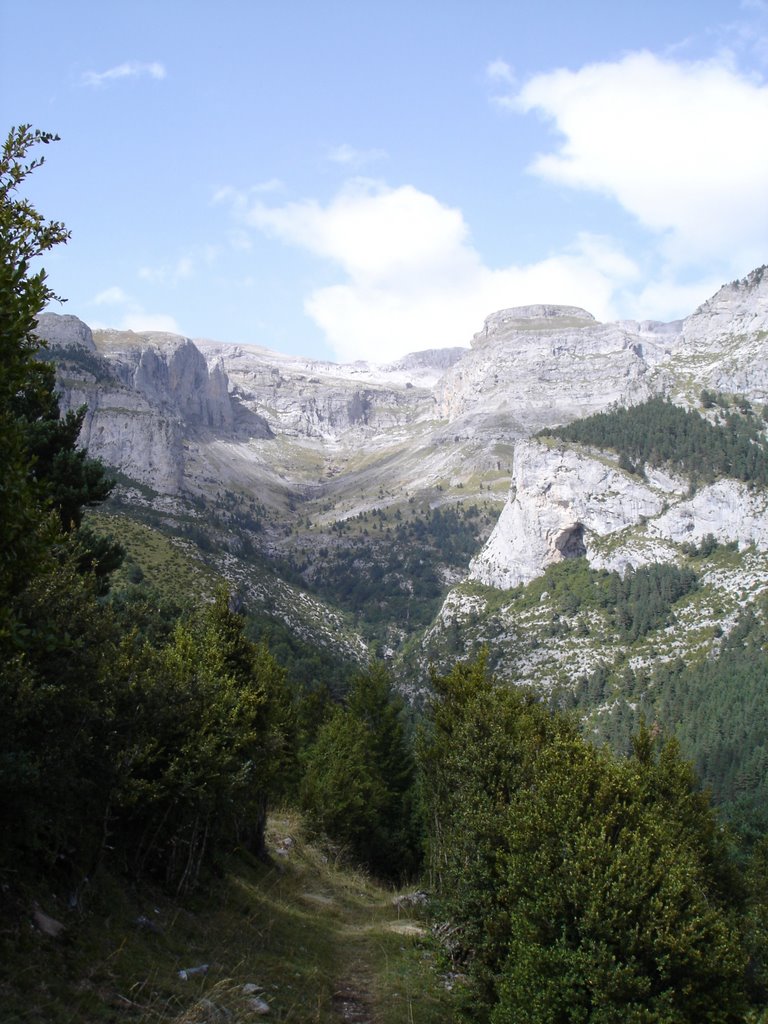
[36,264,768,558]
[435,305,656,434]
[668,265,768,397]
[35,316,252,493]
[467,441,672,588]
[468,438,768,590]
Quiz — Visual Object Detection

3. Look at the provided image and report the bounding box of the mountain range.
[36,265,768,700]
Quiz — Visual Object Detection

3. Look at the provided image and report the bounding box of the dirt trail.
[331,981,374,1023]
[301,889,426,1023]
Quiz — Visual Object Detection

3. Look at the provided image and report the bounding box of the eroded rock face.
[96,332,236,431]
[196,342,437,440]
[34,319,247,493]
[468,439,768,590]
[468,441,671,588]
[670,265,768,397]
[36,312,98,352]
[435,305,655,432]
[647,480,768,550]
[682,266,768,349]
[53,374,186,494]
[33,264,768,512]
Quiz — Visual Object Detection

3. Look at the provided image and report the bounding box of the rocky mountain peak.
[35,312,97,352]
[683,265,768,349]
[472,304,597,348]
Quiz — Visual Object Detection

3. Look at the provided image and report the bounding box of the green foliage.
[421,657,748,1022]
[578,601,768,845]
[290,503,488,638]
[0,125,70,609]
[518,556,698,641]
[108,590,296,890]
[0,135,295,896]
[0,554,121,872]
[300,663,421,879]
[540,396,768,487]
[0,810,453,1024]
[300,709,388,857]
[246,611,356,701]
[1,580,297,892]
[19,387,114,531]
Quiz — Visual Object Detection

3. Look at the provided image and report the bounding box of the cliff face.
[434,305,659,434]
[195,341,438,441]
[467,440,768,589]
[36,316,249,493]
[467,441,672,588]
[36,265,768,556]
[666,266,768,397]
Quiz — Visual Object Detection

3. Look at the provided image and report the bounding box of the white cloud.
[247,179,474,284]
[91,285,129,305]
[82,61,166,87]
[486,59,517,108]
[120,312,180,333]
[240,181,640,362]
[138,255,196,285]
[486,59,516,85]
[326,144,388,169]
[223,49,768,363]
[512,51,768,272]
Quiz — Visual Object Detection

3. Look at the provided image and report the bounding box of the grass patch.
[86,511,219,603]
[0,812,455,1023]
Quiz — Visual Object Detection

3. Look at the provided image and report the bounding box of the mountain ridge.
[35,264,768,680]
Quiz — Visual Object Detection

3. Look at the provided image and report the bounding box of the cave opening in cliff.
[555,523,587,560]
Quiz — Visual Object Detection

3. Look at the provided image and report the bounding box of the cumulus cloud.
[512,51,768,271]
[487,58,516,85]
[217,50,768,362]
[82,61,166,87]
[240,180,639,362]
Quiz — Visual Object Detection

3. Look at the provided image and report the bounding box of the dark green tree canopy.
[0,126,70,603]
[420,658,748,1022]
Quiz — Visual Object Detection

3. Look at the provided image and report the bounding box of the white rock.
[468,441,668,588]
[469,438,768,590]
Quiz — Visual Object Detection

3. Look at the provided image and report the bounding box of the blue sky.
[3,0,768,362]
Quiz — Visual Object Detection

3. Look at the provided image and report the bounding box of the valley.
[38,266,768,677]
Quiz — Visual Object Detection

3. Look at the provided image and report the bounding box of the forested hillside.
[540,395,768,485]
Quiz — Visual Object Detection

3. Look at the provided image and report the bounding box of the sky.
[2,0,768,364]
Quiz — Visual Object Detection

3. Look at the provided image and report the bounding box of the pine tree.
[421,657,749,1022]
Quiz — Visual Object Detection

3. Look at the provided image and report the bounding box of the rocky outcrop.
[196,341,437,440]
[468,439,768,590]
[468,441,674,588]
[33,318,255,493]
[35,265,768,511]
[54,377,186,494]
[667,265,768,398]
[435,305,656,434]
[35,312,98,352]
[94,331,237,431]
[682,266,768,349]
[647,480,768,550]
